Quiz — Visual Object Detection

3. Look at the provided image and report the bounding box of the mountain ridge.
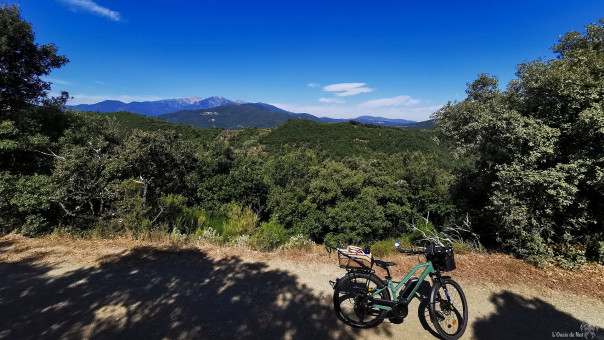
[69,96,418,128]
[68,96,245,116]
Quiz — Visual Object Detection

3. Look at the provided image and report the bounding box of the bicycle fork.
[432,273,455,320]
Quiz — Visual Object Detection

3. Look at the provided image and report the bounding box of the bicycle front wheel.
[429,278,468,340]
[333,272,390,328]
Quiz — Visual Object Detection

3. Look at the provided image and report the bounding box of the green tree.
[192,138,268,212]
[0,4,69,114]
[433,18,604,265]
[263,149,320,232]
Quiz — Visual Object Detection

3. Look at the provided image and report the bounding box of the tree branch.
[36,148,65,160]
[151,205,165,224]
[57,202,75,216]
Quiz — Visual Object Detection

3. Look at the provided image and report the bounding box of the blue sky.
[18,0,604,120]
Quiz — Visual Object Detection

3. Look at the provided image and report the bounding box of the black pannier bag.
[426,243,456,272]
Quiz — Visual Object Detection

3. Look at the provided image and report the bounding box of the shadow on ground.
[473,291,604,340]
[0,241,13,249]
[0,247,376,340]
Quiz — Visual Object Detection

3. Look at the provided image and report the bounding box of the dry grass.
[248,144,266,154]
[218,129,241,140]
[2,233,603,300]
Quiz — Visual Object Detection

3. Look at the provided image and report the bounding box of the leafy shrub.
[231,234,252,247]
[191,227,223,243]
[221,202,258,241]
[91,220,125,238]
[20,215,49,237]
[451,242,470,255]
[370,238,400,257]
[170,226,188,242]
[253,220,288,251]
[323,233,352,249]
[551,243,588,270]
[173,206,206,235]
[161,194,188,221]
[371,235,416,257]
[0,172,54,235]
[586,238,604,265]
[203,213,227,235]
[281,234,315,250]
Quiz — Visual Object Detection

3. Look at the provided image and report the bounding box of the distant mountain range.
[69,96,245,116]
[69,96,421,129]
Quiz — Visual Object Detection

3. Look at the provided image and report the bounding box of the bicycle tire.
[333,272,390,328]
[429,278,468,340]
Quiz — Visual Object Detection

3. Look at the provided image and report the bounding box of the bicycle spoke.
[333,272,390,328]
[433,282,466,336]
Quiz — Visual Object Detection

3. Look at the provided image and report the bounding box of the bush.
[551,243,589,270]
[323,233,352,248]
[20,215,49,237]
[191,227,223,243]
[231,234,252,247]
[371,235,416,257]
[173,206,207,235]
[161,194,188,221]
[586,237,604,265]
[91,220,125,238]
[221,202,258,241]
[281,234,315,250]
[371,238,399,257]
[253,220,288,251]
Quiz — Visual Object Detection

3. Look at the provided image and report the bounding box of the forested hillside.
[401,119,436,129]
[86,111,222,145]
[258,120,452,164]
[157,104,303,129]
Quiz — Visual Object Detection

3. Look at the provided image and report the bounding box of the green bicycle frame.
[369,261,435,311]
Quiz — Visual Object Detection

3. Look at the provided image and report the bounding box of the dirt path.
[1,234,603,340]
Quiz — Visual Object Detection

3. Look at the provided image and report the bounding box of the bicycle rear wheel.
[429,278,468,340]
[333,272,390,328]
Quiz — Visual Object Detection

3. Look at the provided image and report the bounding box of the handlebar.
[394,241,425,255]
[398,248,424,255]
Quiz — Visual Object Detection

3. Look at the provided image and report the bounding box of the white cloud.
[319,97,345,104]
[361,95,420,108]
[323,83,374,97]
[63,93,163,105]
[307,83,320,87]
[59,0,122,21]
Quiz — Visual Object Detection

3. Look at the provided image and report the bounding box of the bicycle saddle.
[374,260,396,268]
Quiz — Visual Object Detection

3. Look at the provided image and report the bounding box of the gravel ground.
[0,234,603,340]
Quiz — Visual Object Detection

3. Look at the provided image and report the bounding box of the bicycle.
[325,241,468,340]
